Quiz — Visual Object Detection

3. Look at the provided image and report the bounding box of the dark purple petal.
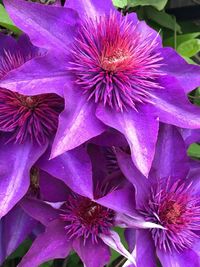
[152,124,189,180]
[38,145,93,198]
[157,247,200,267]
[51,87,106,158]
[18,220,71,267]
[3,0,79,52]
[151,77,200,129]
[20,198,60,226]
[0,53,68,96]
[96,105,159,177]
[73,237,111,267]
[65,0,116,17]
[39,171,70,202]
[160,47,200,93]
[0,205,37,264]
[135,230,157,267]
[0,139,47,218]
[180,128,200,146]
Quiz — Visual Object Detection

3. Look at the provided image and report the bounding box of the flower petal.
[0,53,68,96]
[96,106,159,177]
[0,205,37,264]
[152,124,189,179]
[100,230,136,264]
[0,139,47,218]
[73,237,111,267]
[65,0,116,18]
[151,77,200,129]
[51,87,106,158]
[160,47,200,93]
[20,198,60,226]
[18,220,71,267]
[38,145,93,198]
[3,0,79,52]
[157,247,200,267]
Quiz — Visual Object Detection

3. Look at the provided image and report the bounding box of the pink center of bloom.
[141,179,200,252]
[69,12,164,111]
[60,194,115,243]
[0,88,64,145]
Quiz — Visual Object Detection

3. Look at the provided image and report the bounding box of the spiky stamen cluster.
[141,179,200,252]
[69,12,164,111]
[60,194,115,243]
[0,88,64,145]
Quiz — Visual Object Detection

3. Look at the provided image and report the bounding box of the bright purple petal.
[38,145,93,198]
[18,220,71,267]
[96,183,136,216]
[0,139,47,218]
[0,205,37,264]
[65,0,116,18]
[151,77,200,129]
[157,247,200,267]
[96,105,159,177]
[152,124,189,179]
[160,47,200,93]
[3,0,79,52]
[51,87,106,158]
[116,150,150,208]
[0,53,68,96]
[20,198,60,226]
[135,230,157,267]
[73,237,111,267]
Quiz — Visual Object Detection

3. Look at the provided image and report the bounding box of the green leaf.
[164,32,200,48]
[127,0,167,11]
[188,143,200,159]
[0,4,21,34]
[177,39,200,58]
[39,261,53,267]
[112,0,127,8]
[145,7,181,33]
[8,239,32,260]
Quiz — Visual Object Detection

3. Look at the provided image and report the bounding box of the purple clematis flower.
[2,0,200,177]
[114,124,200,267]
[18,143,163,267]
[0,33,65,218]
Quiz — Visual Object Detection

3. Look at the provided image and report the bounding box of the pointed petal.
[38,146,93,198]
[152,124,189,179]
[135,230,157,267]
[3,0,79,52]
[65,0,115,18]
[116,150,150,207]
[20,198,60,226]
[0,53,68,96]
[51,87,106,158]
[160,47,200,93]
[100,230,136,265]
[73,237,110,267]
[0,139,47,218]
[96,106,159,177]
[151,77,200,129]
[157,248,200,267]
[18,220,71,267]
[0,205,37,264]
[96,184,136,215]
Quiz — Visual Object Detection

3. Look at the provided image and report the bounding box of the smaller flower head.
[141,178,200,252]
[60,193,115,243]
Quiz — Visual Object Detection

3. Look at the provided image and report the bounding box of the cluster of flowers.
[1,0,200,266]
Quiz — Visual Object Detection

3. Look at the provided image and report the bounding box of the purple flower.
[0,34,65,218]
[115,124,200,267]
[2,0,200,177]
